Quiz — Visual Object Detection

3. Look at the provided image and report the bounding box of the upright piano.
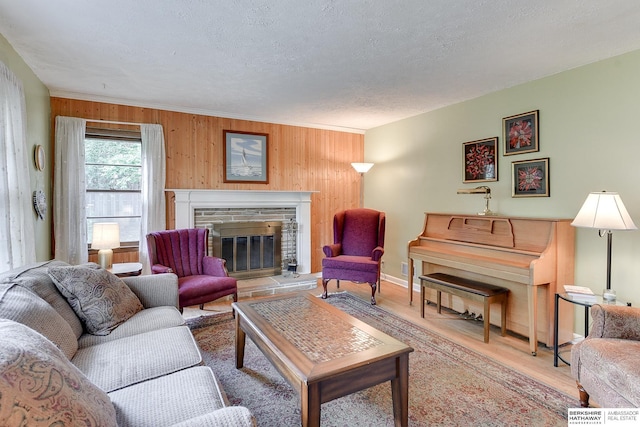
[408,213,575,355]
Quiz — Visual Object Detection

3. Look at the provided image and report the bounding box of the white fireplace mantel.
[167,189,316,274]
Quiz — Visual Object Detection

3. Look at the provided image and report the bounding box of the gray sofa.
[0,260,255,427]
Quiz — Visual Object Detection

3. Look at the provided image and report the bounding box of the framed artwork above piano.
[408,212,575,356]
[462,137,498,183]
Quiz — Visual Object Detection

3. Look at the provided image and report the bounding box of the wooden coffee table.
[232,293,413,427]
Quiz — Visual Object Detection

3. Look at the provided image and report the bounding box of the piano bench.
[419,273,508,343]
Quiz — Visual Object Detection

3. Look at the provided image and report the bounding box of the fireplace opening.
[211,221,282,279]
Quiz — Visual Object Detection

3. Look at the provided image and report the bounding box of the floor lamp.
[571,191,636,300]
[351,162,374,207]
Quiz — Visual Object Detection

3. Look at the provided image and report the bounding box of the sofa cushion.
[0,283,78,359]
[72,326,202,392]
[78,306,185,348]
[0,319,117,427]
[48,263,143,335]
[1,260,84,338]
[108,366,230,426]
[169,408,257,427]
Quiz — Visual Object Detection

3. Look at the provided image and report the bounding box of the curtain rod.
[86,119,146,127]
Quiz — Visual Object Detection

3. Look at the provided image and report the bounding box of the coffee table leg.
[235,315,246,369]
[391,354,409,427]
[301,382,321,427]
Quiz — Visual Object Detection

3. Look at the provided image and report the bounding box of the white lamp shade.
[91,223,121,249]
[571,192,637,231]
[351,162,374,173]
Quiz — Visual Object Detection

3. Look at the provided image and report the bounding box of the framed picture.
[223,130,269,183]
[503,110,539,156]
[512,157,549,197]
[463,137,498,183]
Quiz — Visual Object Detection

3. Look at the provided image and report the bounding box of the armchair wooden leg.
[576,380,590,407]
[321,279,329,299]
[232,293,238,318]
[369,282,377,305]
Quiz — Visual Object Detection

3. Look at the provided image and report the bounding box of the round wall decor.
[33,190,47,220]
[34,145,45,171]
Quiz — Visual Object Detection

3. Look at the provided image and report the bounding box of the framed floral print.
[503,110,539,156]
[463,137,498,183]
[512,157,549,197]
[223,130,269,183]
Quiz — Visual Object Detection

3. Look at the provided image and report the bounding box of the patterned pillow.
[0,319,117,426]
[48,263,143,335]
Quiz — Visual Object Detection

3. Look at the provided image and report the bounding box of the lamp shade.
[571,191,637,231]
[351,162,374,174]
[91,223,120,249]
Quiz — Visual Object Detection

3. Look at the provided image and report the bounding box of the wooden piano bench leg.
[500,294,507,337]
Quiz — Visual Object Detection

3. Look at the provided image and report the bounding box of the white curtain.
[139,124,166,274]
[54,116,87,264]
[0,61,36,273]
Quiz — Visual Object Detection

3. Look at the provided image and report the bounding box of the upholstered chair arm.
[588,304,640,341]
[169,406,256,427]
[323,243,342,257]
[151,263,173,274]
[371,246,384,261]
[203,256,229,277]
[121,273,179,309]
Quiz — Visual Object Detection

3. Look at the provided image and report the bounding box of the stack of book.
[563,285,597,302]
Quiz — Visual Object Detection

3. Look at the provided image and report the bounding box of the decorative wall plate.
[35,145,45,171]
[33,190,47,220]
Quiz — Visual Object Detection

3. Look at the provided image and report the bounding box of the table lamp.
[92,222,120,269]
[571,191,636,300]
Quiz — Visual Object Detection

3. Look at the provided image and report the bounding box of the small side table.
[554,292,626,367]
[110,262,143,277]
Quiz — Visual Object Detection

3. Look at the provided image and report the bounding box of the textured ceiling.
[2,0,640,132]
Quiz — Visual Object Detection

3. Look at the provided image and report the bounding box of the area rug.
[188,293,578,426]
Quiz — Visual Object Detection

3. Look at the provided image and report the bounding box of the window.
[85,128,142,247]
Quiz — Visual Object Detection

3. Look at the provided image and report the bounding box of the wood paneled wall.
[50,98,364,272]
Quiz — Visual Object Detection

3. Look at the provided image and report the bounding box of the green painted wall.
[365,49,640,315]
[0,34,52,261]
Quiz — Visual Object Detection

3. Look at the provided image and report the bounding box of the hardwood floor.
[185,278,579,401]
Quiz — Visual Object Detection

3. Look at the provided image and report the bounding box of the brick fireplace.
[169,190,314,276]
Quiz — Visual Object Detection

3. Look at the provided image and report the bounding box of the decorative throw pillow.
[0,319,117,426]
[48,263,143,335]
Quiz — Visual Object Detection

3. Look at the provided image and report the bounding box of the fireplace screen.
[211,221,282,279]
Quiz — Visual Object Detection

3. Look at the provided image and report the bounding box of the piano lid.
[417,212,573,254]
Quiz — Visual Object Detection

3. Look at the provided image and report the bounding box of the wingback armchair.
[571,304,640,408]
[147,228,238,310]
[321,208,385,305]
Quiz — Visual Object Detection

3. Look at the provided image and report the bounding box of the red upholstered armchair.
[322,208,385,305]
[146,228,238,310]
